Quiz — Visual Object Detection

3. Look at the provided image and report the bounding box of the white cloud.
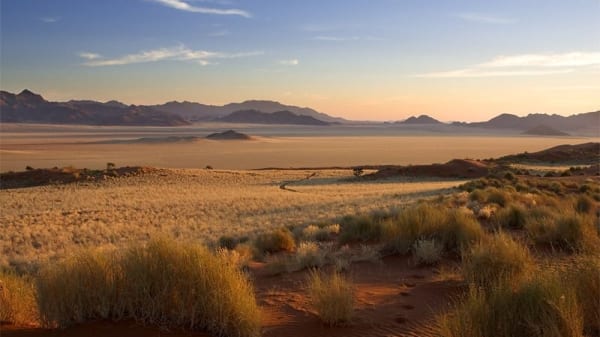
[481,52,600,68]
[417,68,573,78]
[279,59,299,66]
[79,52,101,60]
[41,17,60,23]
[416,51,600,78]
[151,0,251,18]
[81,45,262,67]
[454,12,516,24]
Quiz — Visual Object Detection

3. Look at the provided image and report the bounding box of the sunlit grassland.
[0,168,464,269]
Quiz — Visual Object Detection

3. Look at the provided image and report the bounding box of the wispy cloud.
[207,30,230,37]
[279,59,299,66]
[41,16,61,23]
[416,51,600,78]
[80,45,262,67]
[79,52,101,60]
[312,36,360,42]
[151,0,251,18]
[454,12,516,24]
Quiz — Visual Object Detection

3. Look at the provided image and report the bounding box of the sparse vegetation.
[439,272,583,337]
[462,232,533,289]
[307,270,354,326]
[413,239,442,265]
[0,271,38,326]
[36,239,261,337]
[254,228,296,254]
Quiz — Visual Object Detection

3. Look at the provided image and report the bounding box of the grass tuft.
[307,270,354,326]
[0,271,38,326]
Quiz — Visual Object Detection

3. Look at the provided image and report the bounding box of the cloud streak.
[41,17,60,23]
[151,0,251,18]
[454,12,516,24]
[279,59,299,66]
[80,45,262,67]
[416,51,600,78]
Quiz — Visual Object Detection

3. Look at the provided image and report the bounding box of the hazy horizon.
[1,0,599,122]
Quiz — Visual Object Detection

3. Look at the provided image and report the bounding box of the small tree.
[106,162,116,171]
[352,167,364,177]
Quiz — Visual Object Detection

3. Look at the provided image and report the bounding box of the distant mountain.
[459,111,599,132]
[152,99,346,123]
[0,90,189,126]
[217,110,330,125]
[398,115,442,124]
[522,125,569,136]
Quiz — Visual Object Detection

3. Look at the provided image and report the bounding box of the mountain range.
[0,90,189,126]
[0,89,598,134]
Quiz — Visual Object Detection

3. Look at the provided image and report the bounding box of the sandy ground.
[1,123,597,172]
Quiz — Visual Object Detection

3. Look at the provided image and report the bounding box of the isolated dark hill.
[217,110,330,125]
[498,142,599,165]
[522,125,569,136]
[399,115,442,124]
[464,111,599,132]
[152,99,346,123]
[206,130,252,140]
[0,90,189,126]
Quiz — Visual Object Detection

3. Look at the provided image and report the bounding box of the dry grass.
[412,239,442,265]
[307,270,354,326]
[0,168,463,269]
[462,232,533,289]
[565,256,600,334]
[439,272,583,337]
[36,239,261,337]
[0,271,38,325]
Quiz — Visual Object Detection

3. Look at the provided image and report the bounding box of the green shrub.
[339,215,383,244]
[307,270,354,326]
[462,232,533,289]
[36,239,261,337]
[439,272,583,337]
[218,235,238,250]
[254,228,296,254]
[0,271,38,325]
[486,189,510,207]
[493,204,528,229]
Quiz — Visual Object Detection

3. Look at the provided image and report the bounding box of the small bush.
[295,242,328,269]
[254,228,296,254]
[565,256,600,333]
[36,239,261,337]
[339,215,383,244]
[439,272,583,337]
[553,214,599,253]
[486,189,510,207]
[493,204,528,229]
[0,271,38,325]
[469,189,485,202]
[307,270,354,326]
[413,239,442,265]
[218,235,238,250]
[574,195,594,214]
[462,232,533,289]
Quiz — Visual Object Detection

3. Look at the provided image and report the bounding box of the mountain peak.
[17,89,45,102]
[400,114,441,124]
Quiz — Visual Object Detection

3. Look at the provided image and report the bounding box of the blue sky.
[1,0,599,121]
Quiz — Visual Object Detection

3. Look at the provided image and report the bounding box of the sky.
[1,0,599,121]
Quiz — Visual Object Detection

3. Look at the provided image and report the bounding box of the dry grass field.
[0,168,464,270]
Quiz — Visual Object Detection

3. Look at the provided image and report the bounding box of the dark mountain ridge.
[1,90,189,126]
[217,109,330,125]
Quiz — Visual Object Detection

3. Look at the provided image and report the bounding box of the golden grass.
[439,272,583,337]
[307,270,354,326]
[0,168,463,269]
[0,271,38,325]
[36,239,261,337]
[462,232,533,289]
